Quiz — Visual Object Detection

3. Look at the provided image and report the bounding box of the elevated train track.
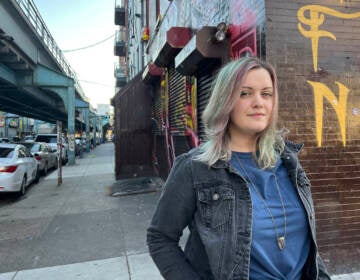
[0,0,95,163]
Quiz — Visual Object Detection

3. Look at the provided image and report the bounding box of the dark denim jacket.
[147,142,331,280]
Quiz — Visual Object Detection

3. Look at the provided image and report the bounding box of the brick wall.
[266,0,360,274]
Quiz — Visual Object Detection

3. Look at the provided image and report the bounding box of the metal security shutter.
[168,67,186,135]
[168,67,193,157]
[196,71,215,142]
[152,86,163,135]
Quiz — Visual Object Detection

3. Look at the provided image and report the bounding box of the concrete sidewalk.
[0,143,357,279]
[1,256,358,280]
[0,143,163,279]
[0,254,162,280]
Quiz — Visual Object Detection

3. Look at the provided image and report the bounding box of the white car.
[22,142,57,175]
[24,135,35,142]
[34,134,68,164]
[0,143,40,196]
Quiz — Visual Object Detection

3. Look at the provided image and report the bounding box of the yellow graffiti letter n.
[307,81,349,147]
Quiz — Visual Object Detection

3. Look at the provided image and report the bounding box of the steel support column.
[84,108,90,152]
[42,86,76,165]
[33,65,79,165]
[67,86,76,165]
[75,99,90,152]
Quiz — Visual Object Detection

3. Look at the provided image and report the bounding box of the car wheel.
[18,176,27,196]
[62,152,68,165]
[43,163,48,176]
[34,167,40,183]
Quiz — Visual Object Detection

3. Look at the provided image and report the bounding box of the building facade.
[0,112,34,139]
[113,0,360,274]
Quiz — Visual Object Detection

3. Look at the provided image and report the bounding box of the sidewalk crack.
[11,271,18,280]
[125,254,132,280]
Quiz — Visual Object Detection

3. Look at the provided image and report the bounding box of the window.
[30,143,40,153]
[35,135,57,143]
[18,149,26,158]
[0,147,14,158]
[23,148,32,158]
[156,0,159,19]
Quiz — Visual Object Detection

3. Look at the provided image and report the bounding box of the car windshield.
[22,143,34,149]
[36,135,57,143]
[29,143,40,152]
[0,147,15,158]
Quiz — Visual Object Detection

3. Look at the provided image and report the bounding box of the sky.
[33,0,116,109]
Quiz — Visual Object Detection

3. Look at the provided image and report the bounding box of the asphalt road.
[0,143,160,274]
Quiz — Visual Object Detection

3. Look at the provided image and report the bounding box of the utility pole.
[57,121,63,186]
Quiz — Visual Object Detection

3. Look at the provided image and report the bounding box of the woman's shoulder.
[284,140,304,154]
[173,146,209,169]
[174,147,202,164]
[167,148,203,180]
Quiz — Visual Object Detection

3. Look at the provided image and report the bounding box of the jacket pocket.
[198,186,235,229]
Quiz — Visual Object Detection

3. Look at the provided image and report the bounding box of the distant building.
[97,103,114,126]
[0,111,35,138]
[97,104,111,116]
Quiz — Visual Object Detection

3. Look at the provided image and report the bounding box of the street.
[0,143,163,279]
[1,0,360,277]
[0,143,358,280]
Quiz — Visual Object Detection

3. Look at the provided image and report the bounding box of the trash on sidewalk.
[107,176,164,197]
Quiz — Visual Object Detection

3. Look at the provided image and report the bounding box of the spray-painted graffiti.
[297,4,359,147]
[184,77,199,147]
[162,74,175,170]
[307,81,349,147]
[298,5,360,72]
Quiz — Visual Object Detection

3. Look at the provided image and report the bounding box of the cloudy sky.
[33,0,116,108]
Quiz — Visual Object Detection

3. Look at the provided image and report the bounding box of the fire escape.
[114,0,127,88]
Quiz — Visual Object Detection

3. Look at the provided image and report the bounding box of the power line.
[62,33,115,52]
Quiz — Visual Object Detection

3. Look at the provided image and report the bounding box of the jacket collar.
[212,159,229,169]
[211,140,304,169]
[283,140,304,153]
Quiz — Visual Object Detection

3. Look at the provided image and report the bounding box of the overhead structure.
[0,0,94,164]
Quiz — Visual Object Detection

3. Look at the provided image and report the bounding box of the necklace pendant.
[277,236,286,250]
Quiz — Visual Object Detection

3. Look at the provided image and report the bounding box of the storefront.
[112,73,154,180]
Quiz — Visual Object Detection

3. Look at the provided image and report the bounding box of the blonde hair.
[195,57,285,169]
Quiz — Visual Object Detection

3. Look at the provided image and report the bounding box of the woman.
[147,57,331,280]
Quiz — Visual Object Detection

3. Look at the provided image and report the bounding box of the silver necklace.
[235,155,287,250]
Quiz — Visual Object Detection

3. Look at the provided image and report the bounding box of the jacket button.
[213,193,220,201]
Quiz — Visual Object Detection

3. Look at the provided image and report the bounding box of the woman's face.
[229,67,275,140]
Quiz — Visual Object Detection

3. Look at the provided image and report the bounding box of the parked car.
[24,135,35,142]
[34,134,68,164]
[0,143,39,196]
[0,138,10,143]
[22,142,57,175]
[75,138,87,153]
[10,136,21,143]
[74,138,82,156]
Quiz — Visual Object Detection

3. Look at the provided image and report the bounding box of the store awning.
[153,27,192,67]
[142,63,164,84]
[175,26,230,76]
